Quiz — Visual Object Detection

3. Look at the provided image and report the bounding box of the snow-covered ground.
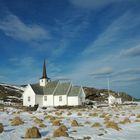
[0,103,140,140]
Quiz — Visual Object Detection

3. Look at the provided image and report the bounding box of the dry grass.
[24,127,41,138]
[0,123,4,133]
[136,114,140,118]
[67,112,72,116]
[104,116,110,122]
[120,117,131,124]
[77,112,82,116]
[44,138,51,140]
[131,113,135,116]
[59,125,68,131]
[49,116,56,121]
[11,116,24,126]
[88,113,98,117]
[43,112,48,116]
[45,115,55,121]
[53,126,68,137]
[52,120,61,126]
[38,123,46,128]
[100,113,108,118]
[55,111,62,116]
[135,119,140,122]
[34,117,43,124]
[106,121,121,131]
[85,121,91,124]
[71,120,79,127]
[91,122,102,127]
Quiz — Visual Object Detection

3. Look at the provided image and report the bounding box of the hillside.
[0,83,135,106]
[0,83,24,104]
[84,87,135,102]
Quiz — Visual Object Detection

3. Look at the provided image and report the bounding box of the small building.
[23,61,86,107]
[108,94,122,105]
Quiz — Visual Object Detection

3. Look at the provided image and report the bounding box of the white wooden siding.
[68,96,79,106]
[43,95,54,106]
[78,88,86,105]
[35,95,43,107]
[54,95,67,106]
[23,85,35,107]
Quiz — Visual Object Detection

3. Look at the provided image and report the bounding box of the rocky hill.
[0,83,24,104]
[0,83,135,106]
[83,87,135,102]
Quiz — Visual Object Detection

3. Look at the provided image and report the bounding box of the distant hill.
[0,83,135,106]
[0,83,24,104]
[83,87,135,102]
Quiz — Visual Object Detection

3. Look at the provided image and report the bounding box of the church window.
[59,96,62,101]
[28,96,30,102]
[44,96,47,101]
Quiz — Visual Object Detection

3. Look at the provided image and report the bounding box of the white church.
[23,61,86,107]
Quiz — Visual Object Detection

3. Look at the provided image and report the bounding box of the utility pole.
[107,77,110,95]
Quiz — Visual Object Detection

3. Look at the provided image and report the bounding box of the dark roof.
[54,82,71,95]
[30,80,59,95]
[43,80,59,95]
[30,84,44,95]
[68,86,81,96]
[30,81,82,96]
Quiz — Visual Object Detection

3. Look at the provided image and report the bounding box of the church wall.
[78,88,86,105]
[43,95,54,106]
[36,95,43,107]
[23,85,35,107]
[54,95,67,106]
[68,96,79,106]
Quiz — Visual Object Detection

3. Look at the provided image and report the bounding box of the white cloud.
[9,57,35,67]
[112,77,140,83]
[82,11,140,56]
[0,14,49,42]
[112,68,140,77]
[70,0,116,9]
[120,45,140,57]
[90,67,113,76]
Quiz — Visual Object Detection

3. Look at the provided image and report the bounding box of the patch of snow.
[0,103,140,140]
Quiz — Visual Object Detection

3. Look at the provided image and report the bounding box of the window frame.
[59,96,62,102]
[44,96,47,101]
[28,96,30,102]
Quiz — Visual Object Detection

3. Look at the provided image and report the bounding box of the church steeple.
[42,60,47,79]
[40,60,49,86]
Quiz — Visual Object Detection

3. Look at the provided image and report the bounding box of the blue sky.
[0,0,140,98]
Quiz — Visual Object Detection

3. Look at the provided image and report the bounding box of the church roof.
[43,80,59,95]
[30,81,82,97]
[30,80,59,95]
[54,82,71,95]
[68,86,81,96]
[30,84,44,95]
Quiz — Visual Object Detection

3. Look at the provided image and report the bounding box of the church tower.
[40,60,49,86]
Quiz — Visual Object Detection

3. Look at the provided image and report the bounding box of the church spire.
[42,60,47,79]
[40,60,49,86]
